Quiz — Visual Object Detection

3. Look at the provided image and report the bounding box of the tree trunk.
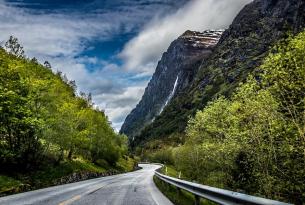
[56,149,64,165]
[68,148,73,160]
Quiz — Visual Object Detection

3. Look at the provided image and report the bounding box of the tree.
[261,32,305,141]
[0,66,42,170]
[43,61,52,69]
[5,36,25,58]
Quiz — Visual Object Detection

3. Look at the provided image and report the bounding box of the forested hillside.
[132,0,305,147]
[0,37,133,195]
[124,0,305,203]
[152,30,305,204]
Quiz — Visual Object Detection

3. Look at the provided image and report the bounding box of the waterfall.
[159,75,179,114]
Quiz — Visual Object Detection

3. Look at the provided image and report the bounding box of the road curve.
[0,164,173,205]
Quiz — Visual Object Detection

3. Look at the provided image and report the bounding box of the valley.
[0,0,305,204]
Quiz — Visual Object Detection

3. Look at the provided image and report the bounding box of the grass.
[160,165,183,178]
[0,175,23,194]
[155,165,216,205]
[28,159,108,188]
[0,156,136,196]
[154,176,215,205]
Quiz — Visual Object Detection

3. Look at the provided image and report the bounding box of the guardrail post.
[194,195,200,205]
[177,187,182,197]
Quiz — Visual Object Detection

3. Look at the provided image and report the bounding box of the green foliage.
[0,63,43,169]
[0,175,22,194]
[4,36,25,58]
[154,176,215,205]
[116,156,137,172]
[29,159,107,187]
[160,165,182,179]
[134,4,305,148]
[173,31,305,204]
[0,156,136,195]
[0,38,128,173]
[149,147,175,165]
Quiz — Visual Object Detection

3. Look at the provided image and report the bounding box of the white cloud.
[0,3,122,58]
[94,85,146,131]
[120,0,252,73]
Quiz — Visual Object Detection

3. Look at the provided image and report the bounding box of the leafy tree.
[4,36,25,58]
[43,61,51,69]
[0,65,42,170]
[261,32,305,141]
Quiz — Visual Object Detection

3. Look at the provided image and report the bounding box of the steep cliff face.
[132,0,305,146]
[120,30,223,138]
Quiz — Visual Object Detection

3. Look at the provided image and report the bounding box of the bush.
[150,148,175,165]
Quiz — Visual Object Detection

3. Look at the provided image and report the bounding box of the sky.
[0,0,252,131]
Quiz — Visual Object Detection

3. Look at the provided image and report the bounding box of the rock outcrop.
[129,0,305,146]
[120,30,223,138]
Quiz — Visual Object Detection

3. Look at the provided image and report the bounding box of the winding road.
[0,164,173,205]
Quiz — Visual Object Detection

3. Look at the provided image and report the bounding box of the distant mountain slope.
[130,0,305,147]
[120,30,223,138]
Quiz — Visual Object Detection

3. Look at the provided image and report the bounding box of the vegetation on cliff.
[132,0,305,147]
[151,31,305,204]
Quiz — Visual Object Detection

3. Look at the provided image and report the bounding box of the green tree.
[4,36,25,58]
[0,66,42,170]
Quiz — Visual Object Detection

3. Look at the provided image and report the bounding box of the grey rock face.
[130,0,305,146]
[120,30,223,138]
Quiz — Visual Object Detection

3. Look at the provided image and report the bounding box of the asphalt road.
[0,164,173,205]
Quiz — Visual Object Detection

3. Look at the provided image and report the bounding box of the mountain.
[124,0,305,147]
[120,30,223,138]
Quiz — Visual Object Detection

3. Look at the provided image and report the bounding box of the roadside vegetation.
[0,36,136,195]
[150,30,305,204]
[154,176,215,205]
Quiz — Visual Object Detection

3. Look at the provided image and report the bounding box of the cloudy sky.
[0,0,251,130]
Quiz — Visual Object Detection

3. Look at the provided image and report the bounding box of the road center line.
[57,177,125,205]
[58,195,81,205]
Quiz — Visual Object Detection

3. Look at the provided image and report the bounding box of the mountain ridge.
[120,30,223,138]
[123,0,305,147]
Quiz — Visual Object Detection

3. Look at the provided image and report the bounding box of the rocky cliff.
[130,0,305,147]
[120,30,223,138]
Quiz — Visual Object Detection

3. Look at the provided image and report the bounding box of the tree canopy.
[0,38,127,172]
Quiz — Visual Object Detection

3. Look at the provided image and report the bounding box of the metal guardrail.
[154,171,292,205]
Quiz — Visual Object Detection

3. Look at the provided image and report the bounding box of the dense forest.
[0,37,132,194]
[150,31,305,204]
